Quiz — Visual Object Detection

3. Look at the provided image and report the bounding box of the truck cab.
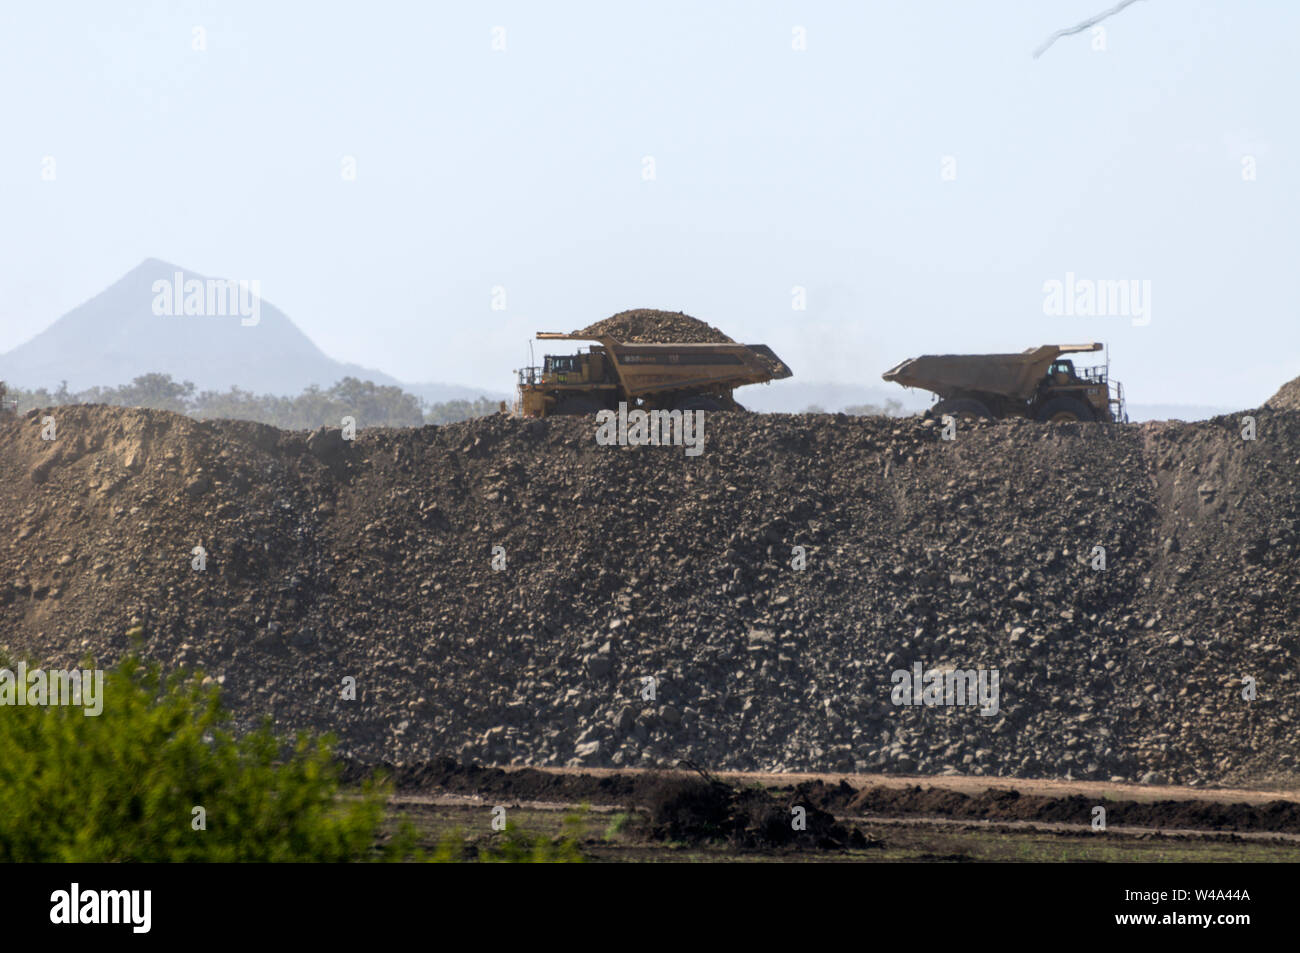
[541,350,609,384]
[1047,360,1077,384]
[1037,359,1124,422]
[518,345,618,416]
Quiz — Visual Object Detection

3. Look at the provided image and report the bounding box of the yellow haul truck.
[882,343,1127,423]
[517,332,792,417]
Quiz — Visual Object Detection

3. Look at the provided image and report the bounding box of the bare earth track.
[377,762,1300,861]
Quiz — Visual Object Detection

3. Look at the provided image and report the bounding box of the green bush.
[0,655,401,862]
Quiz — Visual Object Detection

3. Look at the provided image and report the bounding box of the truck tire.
[1036,396,1095,423]
[553,397,606,416]
[674,396,724,412]
[932,397,993,420]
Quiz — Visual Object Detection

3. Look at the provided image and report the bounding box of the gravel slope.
[3,404,1297,786]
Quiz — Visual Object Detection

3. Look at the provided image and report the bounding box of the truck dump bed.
[536,333,791,396]
[881,343,1102,400]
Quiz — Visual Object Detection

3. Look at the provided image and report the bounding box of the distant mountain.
[0,259,502,401]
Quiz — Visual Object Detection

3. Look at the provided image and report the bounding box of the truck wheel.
[674,396,724,411]
[932,397,993,420]
[1036,396,1095,423]
[552,397,606,416]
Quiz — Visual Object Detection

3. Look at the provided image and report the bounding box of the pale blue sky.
[1,0,1296,406]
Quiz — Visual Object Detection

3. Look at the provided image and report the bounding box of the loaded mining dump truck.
[517,332,792,417]
[882,342,1127,423]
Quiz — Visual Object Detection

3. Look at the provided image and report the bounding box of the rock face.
[2,403,1299,787]
[574,309,735,344]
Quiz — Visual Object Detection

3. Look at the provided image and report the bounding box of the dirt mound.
[574,309,735,344]
[342,757,648,803]
[1266,375,1300,411]
[642,768,868,849]
[783,779,1300,833]
[4,403,1300,786]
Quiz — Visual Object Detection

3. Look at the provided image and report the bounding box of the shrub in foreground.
[0,656,399,862]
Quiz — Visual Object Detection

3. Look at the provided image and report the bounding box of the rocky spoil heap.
[2,404,1298,786]
[1266,374,1300,412]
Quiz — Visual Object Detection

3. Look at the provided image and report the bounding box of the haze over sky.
[1,0,1296,408]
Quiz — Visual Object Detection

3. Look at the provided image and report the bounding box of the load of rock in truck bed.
[572,309,784,377]
[575,309,736,344]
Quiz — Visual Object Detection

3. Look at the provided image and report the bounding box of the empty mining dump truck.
[882,343,1127,423]
[516,332,792,416]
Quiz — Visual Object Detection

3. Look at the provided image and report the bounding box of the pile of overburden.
[641,768,868,849]
[2,397,1299,787]
[1266,374,1300,412]
[574,309,735,344]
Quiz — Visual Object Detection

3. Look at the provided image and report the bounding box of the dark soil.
[343,757,647,804]
[782,779,1300,833]
[639,767,868,849]
[363,760,1300,836]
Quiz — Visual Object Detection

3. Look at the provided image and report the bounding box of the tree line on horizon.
[804,399,909,417]
[3,373,915,425]
[4,373,502,428]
